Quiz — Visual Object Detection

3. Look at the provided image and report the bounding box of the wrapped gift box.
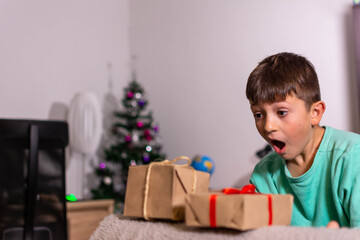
[185,190,293,231]
[123,157,210,221]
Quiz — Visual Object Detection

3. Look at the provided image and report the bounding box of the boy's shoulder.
[326,126,360,138]
[322,126,360,151]
[320,126,360,172]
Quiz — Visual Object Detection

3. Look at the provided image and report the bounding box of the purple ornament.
[125,135,132,142]
[153,125,159,132]
[99,163,106,169]
[143,155,150,162]
[127,91,134,99]
[138,99,146,107]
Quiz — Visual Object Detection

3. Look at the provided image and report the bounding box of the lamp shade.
[68,92,103,154]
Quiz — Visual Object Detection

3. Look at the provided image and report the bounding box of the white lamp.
[68,92,103,154]
[68,92,103,198]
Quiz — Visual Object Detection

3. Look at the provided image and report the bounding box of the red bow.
[209,184,272,228]
[222,184,256,194]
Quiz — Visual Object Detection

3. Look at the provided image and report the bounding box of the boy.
[246,52,360,228]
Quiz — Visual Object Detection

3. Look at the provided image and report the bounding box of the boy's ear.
[311,101,326,126]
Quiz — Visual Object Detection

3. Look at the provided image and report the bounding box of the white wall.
[1,0,358,196]
[129,0,359,189]
[0,0,130,199]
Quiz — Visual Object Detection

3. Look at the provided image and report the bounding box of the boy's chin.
[275,152,293,161]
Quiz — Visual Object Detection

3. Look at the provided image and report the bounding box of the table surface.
[67,199,114,240]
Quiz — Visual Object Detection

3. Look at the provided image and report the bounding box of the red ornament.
[144,129,152,141]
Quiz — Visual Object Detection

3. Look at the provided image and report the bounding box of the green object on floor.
[66,194,77,202]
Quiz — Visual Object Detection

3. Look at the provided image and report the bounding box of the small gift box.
[123,156,210,221]
[185,185,293,231]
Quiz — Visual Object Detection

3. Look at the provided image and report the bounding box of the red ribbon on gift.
[209,194,217,228]
[209,184,273,228]
[222,184,256,194]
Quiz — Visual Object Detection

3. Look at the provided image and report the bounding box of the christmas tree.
[91,79,166,211]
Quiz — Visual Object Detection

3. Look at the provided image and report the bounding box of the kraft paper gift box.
[123,156,210,221]
[185,187,293,231]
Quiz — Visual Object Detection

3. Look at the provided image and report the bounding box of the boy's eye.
[253,113,262,119]
[278,110,288,116]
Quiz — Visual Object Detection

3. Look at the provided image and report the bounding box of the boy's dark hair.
[246,52,321,110]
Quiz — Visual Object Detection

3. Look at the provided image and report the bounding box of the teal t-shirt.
[250,126,360,227]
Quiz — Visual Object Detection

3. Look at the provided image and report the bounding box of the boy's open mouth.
[271,140,286,154]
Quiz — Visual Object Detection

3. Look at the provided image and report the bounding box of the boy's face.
[250,94,316,161]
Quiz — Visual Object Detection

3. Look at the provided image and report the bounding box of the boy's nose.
[264,116,277,133]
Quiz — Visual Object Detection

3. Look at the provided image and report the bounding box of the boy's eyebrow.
[250,104,260,111]
[250,102,259,107]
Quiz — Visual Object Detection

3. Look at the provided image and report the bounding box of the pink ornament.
[127,91,134,99]
[137,121,144,128]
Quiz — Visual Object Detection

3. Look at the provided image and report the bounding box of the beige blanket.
[90,214,360,240]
